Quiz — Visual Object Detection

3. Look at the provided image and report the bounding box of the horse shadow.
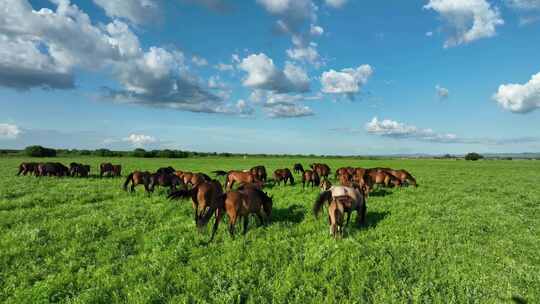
[369,189,392,197]
[271,204,305,224]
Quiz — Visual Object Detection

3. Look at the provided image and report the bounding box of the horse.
[328,196,347,238]
[156,166,175,175]
[100,163,122,177]
[17,162,38,176]
[335,167,354,179]
[123,171,152,193]
[168,179,224,228]
[37,162,69,177]
[310,163,331,179]
[149,172,185,193]
[320,179,332,191]
[213,170,260,190]
[293,163,304,174]
[302,169,320,188]
[180,172,211,188]
[386,169,417,187]
[70,163,90,177]
[314,185,367,230]
[339,173,353,187]
[365,169,401,189]
[250,165,267,182]
[273,168,294,186]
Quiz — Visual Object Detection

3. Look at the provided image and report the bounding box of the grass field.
[1,156,539,303]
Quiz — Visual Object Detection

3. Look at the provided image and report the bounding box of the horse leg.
[346,211,351,226]
[229,216,236,237]
[209,208,222,242]
[243,216,249,235]
[256,212,265,226]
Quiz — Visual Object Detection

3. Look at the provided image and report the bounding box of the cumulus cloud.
[365,117,459,143]
[0,123,22,139]
[239,53,310,93]
[424,0,504,47]
[93,0,161,24]
[321,65,373,99]
[192,55,208,66]
[123,133,157,146]
[325,0,348,8]
[436,85,449,100]
[286,42,322,66]
[257,0,316,34]
[493,72,540,113]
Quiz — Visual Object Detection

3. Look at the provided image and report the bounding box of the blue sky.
[0,0,539,155]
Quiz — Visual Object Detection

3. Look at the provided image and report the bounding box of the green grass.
[1,156,539,303]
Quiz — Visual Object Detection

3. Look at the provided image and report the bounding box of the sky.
[0,0,539,155]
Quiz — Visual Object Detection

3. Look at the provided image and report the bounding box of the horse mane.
[313,190,332,217]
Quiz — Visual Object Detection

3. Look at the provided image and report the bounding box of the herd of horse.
[16,161,417,240]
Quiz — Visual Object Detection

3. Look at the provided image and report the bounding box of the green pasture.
[0,157,539,303]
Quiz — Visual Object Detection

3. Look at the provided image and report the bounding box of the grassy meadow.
[0,156,539,303]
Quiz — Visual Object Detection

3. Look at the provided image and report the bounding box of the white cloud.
[208,75,227,89]
[436,85,449,100]
[286,42,322,66]
[0,123,21,139]
[321,65,373,98]
[424,0,504,48]
[214,63,234,71]
[256,0,315,34]
[192,55,208,66]
[123,133,157,146]
[310,24,324,36]
[239,53,310,93]
[325,0,347,8]
[365,117,459,143]
[426,31,434,37]
[265,104,314,118]
[493,72,540,113]
[93,0,161,24]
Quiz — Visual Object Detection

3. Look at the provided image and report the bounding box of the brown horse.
[364,169,401,189]
[339,173,353,187]
[168,179,225,232]
[180,172,211,188]
[149,172,185,193]
[250,165,267,182]
[273,168,294,186]
[156,166,175,175]
[310,163,331,179]
[213,170,260,190]
[293,163,304,174]
[387,169,417,187]
[70,163,90,177]
[194,187,272,241]
[100,163,121,177]
[335,167,354,179]
[37,162,69,177]
[123,171,152,192]
[17,162,38,176]
[328,196,346,238]
[302,169,320,188]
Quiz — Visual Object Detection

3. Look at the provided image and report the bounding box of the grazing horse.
[387,169,417,187]
[365,169,401,189]
[149,172,185,193]
[100,163,122,177]
[124,171,152,193]
[302,170,320,189]
[293,163,304,174]
[314,185,367,231]
[213,170,260,190]
[17,162,38,176]
[273,168,294,186]
[250,165,267,182]
[168,179,224,228]
[156,166,175,175]
[37,162,69,177]
[70,163,90,177]
[310,163,331,179]
[328,196,347,238]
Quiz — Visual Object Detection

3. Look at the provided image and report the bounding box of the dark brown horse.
[302,169,320,188]
[310,163,331,179]
[17,162,39,176]
[250,165,267,182]
[70,163,90,177]
[100,163,122,177]
[293,163,304,174]
[37,162,69,177]
[273,168,294,186]
[156,166,175,175]
[124,171,152,192]
[149,172,185,193]
[213,170,260,190]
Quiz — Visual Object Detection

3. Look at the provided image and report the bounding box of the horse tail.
[313,190,332,217]
[123,173,133,191]
[212,170,228,176]
[17,164,24,176]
